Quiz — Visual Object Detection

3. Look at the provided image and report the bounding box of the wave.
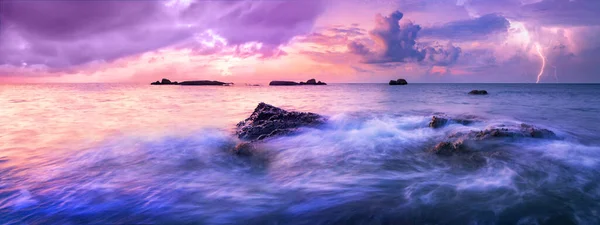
[1,114,600,224]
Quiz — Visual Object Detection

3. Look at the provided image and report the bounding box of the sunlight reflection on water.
[1,83,600,224]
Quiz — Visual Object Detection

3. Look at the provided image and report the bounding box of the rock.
[269,81,299,86]
[269,79,327,86]
[432,141,468,156]
[151,79,176,85]
[232,142,256,156]
[430,123,557,156]
[236,103,326,141]
[389,79,408,85]
[429,115,478,128]
[151,78,230,86]
[179,80,228,86]
[469,90,488,95]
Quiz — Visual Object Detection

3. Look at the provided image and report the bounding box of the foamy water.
[1,83,599,224]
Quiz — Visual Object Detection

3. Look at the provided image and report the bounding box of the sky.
[0,0,599,83]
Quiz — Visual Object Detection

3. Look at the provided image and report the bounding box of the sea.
[1,83,599,224]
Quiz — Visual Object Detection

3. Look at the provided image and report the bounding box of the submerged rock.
[232,142,256,156]
[236,103,326,141]
[468,90,488,95]
[430,123,557,156]
[389,79,408,85]
[429,115,478,128]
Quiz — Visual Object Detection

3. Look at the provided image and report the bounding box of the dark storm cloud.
[518,0,600,26]
[181,0,325,48]
[348,10,461,66]
[420,14,510,41]
[423,43,461,66]
[0,0,326,69]
[457,0,600,26]
[368,11,424,63]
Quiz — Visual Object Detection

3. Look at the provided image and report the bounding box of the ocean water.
[1,83,600,224]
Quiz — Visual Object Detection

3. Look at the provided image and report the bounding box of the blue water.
[1,83,600,224]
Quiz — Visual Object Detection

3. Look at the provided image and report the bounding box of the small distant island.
[151,78,232,86]
[389,79,408,85]
[269,79,327,86]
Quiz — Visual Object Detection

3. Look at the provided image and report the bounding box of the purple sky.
[0,0,599,83]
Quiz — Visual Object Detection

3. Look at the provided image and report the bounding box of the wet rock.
[236,103,326,141]
[469,90,488,95]
[429,116,478,128]
[232,142,256,156]
[431,123,557,156]
[389,79,408,85]
[432,141,468,156]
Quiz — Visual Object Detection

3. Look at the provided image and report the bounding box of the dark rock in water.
[179,80,228,86]
[432,141,468,156]
[151,78,177,85]
[236,102,326,141]
[389,79,408,85]
[151,78,230,86]
[232,142,256,156]
[429,116,450,128]
[429,115,478,128]
[269,79,327,86]
[469,90,488,95]
[430,123,557,155]
[269,81,299,86]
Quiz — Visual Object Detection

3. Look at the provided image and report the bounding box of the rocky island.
[389,79,408,85]
[468,90,488,95]
[269,79,327,86]
[151,78,231,86]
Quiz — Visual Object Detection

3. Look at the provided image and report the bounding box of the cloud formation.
[0,0,325,69]
[347,10,462,67]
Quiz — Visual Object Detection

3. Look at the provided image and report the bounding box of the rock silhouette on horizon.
[151,78,231,86]
[389,79,408,85]
[269,78,327,86]
[468,90,488,95]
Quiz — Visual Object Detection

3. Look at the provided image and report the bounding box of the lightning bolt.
[535,43,546,83]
